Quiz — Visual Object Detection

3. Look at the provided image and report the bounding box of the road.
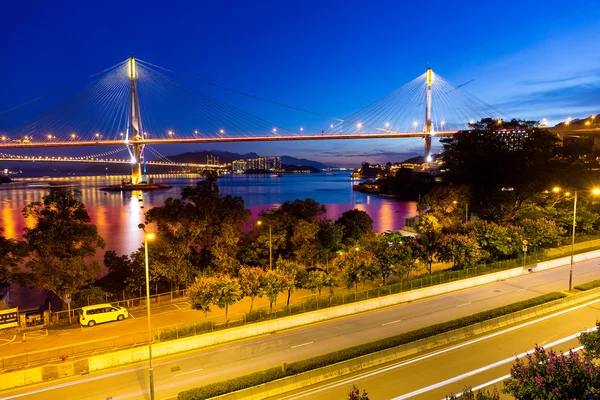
[277,295,600,400]
[1,258,600,400]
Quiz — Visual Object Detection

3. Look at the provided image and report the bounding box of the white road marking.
[382,319,402,326]
[173,368,203,377]
[278,298,600,399]
[173,303,182,310]
[57,333,71,336]
[0,335,16,346]
[456,302,471,307]
[291,341,314,349]
[129,314,136,319]
[515,288,528,292]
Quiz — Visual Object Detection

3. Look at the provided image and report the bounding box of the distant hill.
[280,156,327,169]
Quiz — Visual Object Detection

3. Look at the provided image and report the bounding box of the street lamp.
[552,187,600,291]
[452,200,469,223]
[138,223,156,400]
[257,220,272,270]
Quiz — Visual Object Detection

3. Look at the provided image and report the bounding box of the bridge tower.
[423,68,433,162]
[127,57,145,184]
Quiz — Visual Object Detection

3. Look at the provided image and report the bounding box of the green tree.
[412,214,443,274]
[520,218,564,251]
[335,209,374,245]
[459,221,524,261]
[212,275,241,316]
[0,226,24,289]
[438,233,484,269]
[579,321,600,360]
[71,286,113,308]
[276,258,307,306]
[238,266,265,311]
[189,276,216,316]
[21,190,105,305]
[372,235,418,284]
[305,269,337,296]
[333,250,378,291]
[291,220,320,266]
[418,185,471,227]
[440,118,570,221]
[503,345,600,399]
[262,270,286,312]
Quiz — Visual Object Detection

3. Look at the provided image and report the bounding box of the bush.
[574,279,600,291]
[178,292,566,400]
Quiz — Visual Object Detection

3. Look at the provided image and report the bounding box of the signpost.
[0,308,19,330]
[522,240,528,267]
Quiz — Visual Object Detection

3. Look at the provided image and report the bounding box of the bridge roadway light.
[300,127,303,133]
[138,224,156,400]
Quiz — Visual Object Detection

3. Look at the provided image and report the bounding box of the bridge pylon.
[126,57,145,184]
[424,68,433,162]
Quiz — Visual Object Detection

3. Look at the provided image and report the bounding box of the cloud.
[517,68,600,86]
[497,82,600,112]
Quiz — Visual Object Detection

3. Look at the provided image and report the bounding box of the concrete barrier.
[206,286,600,400]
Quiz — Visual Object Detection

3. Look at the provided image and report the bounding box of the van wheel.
[88,320,96,327]
[117,315,125,321]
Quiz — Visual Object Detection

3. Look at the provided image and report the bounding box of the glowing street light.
[220,129,225,135]
[441,121,445,127]
[137,224,156,400]
[357,123,363,129]
[330,124,334,129]
[300,127,303,133]
[552,186,600,291]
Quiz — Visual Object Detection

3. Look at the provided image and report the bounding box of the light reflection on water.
[0,172,417,257]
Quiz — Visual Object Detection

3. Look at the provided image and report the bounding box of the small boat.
[270,173,281,177]
[326,172,334,176]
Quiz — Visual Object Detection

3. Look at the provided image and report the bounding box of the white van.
[79,304,128,327]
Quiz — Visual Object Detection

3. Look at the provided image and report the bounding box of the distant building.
[495,129,531,151]
[232,157,282,172]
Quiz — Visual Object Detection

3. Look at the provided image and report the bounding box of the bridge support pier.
[424,68,433,162]
[130,142,143,184]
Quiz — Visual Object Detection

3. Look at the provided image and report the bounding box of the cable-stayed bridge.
[0,57,502,183]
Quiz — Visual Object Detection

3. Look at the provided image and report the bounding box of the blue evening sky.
[1,0,599,166]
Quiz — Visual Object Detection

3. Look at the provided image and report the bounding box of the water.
[0,172,416,257]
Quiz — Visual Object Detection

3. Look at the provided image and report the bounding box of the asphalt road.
[1,258,600,400]
[277,296,600,400]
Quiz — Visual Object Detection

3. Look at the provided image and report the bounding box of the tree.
[418,185,471,227]
[0,226,24,289]
[238,266,265,311]
[189,276,216,316]
[291,220,320,266]
[262,270,286,312]
[411,214,443,274]
[371,234,417,284]
[348,385,370,400]
[440,119,569,222]
[305,269,337,296]
[21,190,105,305]
[520,218,564,251]
[446,387,500,400]
[212,275,241,316]
[336,209,374,245]
[503,345,600,399]
[579,321,600,360]
[276,258,306,306]
[438,233,484,269]
[333,250,378,291]
[99,250,135,295]
[459,221,524,261]
[72,286,113,308]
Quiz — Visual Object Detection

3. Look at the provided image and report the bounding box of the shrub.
[574,279,600,291]
[178,292,565,400]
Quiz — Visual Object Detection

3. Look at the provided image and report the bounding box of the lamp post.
[552,187,600,292]
[138,223,156,400]
[452,201,469,223]
[257,220,272,270]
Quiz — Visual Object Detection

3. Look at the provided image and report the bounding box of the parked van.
[79,304,128,327]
